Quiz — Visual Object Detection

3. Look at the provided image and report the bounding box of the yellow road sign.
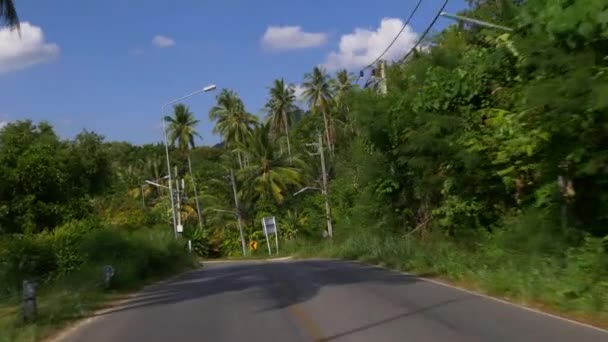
[249,241,258,250]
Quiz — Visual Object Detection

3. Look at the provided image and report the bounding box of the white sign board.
[261,216,279,255]
[263,217,277,235]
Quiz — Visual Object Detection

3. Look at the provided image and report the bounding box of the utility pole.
[141,185,146,209]
[306,132,333,237]
[174,166,182,235]
[378,59,387,95]
[161,117,178,238]
[230,169,247,256]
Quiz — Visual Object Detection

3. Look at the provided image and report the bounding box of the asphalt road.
[60,259,607,342]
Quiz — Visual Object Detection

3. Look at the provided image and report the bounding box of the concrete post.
[22,280,37,322]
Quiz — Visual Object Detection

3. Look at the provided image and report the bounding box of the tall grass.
[0,222,194,342]
[286,229,608,324]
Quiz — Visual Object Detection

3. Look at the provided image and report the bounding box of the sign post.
[262,216,279,255]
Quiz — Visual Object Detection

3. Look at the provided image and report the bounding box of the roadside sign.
[249,241,258,251]
[263,217,277,234]
[261,216,279,255]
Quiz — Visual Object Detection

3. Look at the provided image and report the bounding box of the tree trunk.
[237,152,243,169]
[283,109,292,163]
[230,169,247,257]
[321,108,333,155]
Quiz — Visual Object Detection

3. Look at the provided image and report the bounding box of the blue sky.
[0,0,468,146]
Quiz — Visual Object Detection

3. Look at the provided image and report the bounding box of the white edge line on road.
[201,256,293,264]
[352,260,608,335]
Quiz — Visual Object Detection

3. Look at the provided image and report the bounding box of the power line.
[398,0,449,64]
[363,0,425,70]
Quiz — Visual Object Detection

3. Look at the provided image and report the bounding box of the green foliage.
[237,123,304,204]
[0,122,111,234]
[278,0,608,322]
[2,0,608,332]
[0,221,192,296]
[0,226,193,342]
[182,227,212,257]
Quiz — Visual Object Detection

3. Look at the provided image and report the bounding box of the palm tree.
[0,0,18,29]
[303,66,334,153]
[238,123,303,204]
[332,69,356,138]
[164,104,200,156]
[333,70,354,103]
[164,103,203,229]
[209,89,258,168]
[265,79,296,162]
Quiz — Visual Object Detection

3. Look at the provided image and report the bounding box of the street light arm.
[293,187,322,196]
[161,84,218,113]
[145,180,171,190]
[440,12,513,32]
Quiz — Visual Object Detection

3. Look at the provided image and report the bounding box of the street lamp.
[161,84,217,238]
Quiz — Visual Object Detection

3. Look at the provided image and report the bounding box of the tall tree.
[332,70,356,136]
[209,89,258,168]
[333,69,354,99]
[164,103,203,229]
[0,0,18,29]
[164,104,201,156]
[238,123,303,204]
[265,78,296,162]
[303,66,335,153]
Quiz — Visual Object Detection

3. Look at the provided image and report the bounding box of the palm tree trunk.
[283,110,293,163]
[237,152,243,169]
[187,154,203,230]
[321,108,333,155]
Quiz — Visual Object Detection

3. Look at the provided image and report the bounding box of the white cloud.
[152,35,175,48]
[0,22,60,74]
[324,18,418,71]
[261,26,327,50]
[293,84,306,103]
[0,121,7,129]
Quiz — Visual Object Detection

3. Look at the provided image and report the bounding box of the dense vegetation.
[1,0,607,337]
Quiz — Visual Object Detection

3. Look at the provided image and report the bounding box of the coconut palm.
[0,0,18,29]
[303,66,334,153]
[164,104,200,155]
[164,103,203,229]
[238,123,303,204]
[265,78,296,162]
[333,70,354,103]
[209,89,258,168]
[332,69,356,138]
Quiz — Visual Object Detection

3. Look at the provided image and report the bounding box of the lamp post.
[161,84,216,238]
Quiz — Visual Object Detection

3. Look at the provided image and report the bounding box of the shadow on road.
[92,260,424,317]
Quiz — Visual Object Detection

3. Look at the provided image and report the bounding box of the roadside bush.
[0,220,193,297]
[0,234,57,295]
[309,216,608,317]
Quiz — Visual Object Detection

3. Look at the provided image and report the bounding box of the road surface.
[61,259,607,342]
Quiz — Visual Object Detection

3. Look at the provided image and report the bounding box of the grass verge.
[0,227,195,342]
[282,233,608,329]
